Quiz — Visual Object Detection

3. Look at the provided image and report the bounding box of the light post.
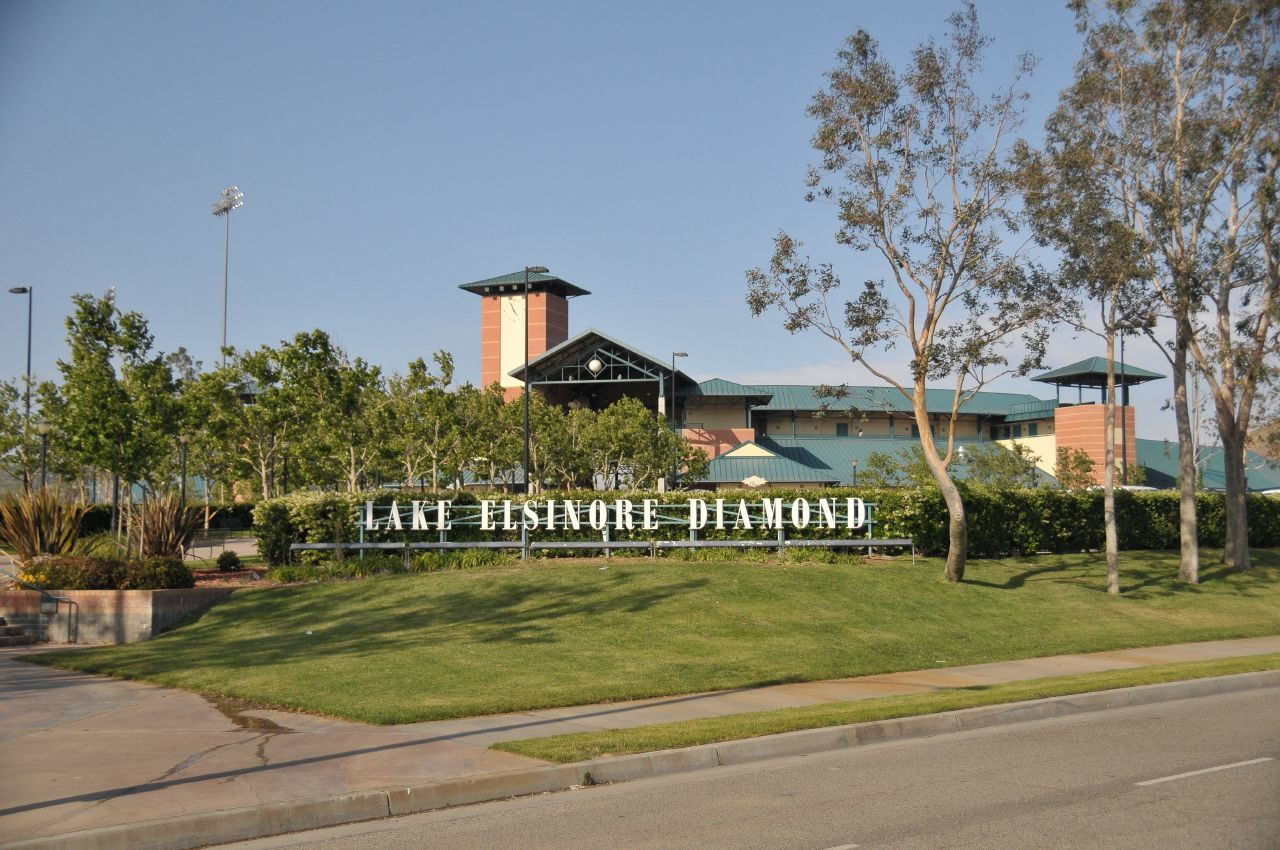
[211,186,244,365]
[851,458,858,488]
[36,421,51,490]
[8,286,32,491]
[670,352,688,488]
[523,265,549,495]
[178,434,189,509]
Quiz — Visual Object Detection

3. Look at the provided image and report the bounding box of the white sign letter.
[641,499,658,531]
[688,499,708,530]
[790,498,811,529]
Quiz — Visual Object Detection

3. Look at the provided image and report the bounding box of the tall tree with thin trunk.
[746,4,1059,581]
[1061,0,1280,580]
[1019,131,1152,595]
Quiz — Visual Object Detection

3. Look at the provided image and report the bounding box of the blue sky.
[0,0,1182,437]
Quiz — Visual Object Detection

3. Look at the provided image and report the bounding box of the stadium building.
[460,270,1280,491]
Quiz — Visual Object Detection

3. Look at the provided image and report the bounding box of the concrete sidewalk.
[2,635,1278,849]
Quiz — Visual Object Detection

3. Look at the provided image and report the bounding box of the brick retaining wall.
[0,587,235,644]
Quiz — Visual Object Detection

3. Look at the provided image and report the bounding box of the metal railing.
[0,562,78,643]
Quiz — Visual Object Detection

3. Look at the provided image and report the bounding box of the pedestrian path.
[2,635,1278,846]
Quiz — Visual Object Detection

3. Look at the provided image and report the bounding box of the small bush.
[266,564,327,583]
[125,558,195,590]
[216,550,243,572]
[26,555,126,590]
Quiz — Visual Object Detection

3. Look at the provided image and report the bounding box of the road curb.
[6,669,1279,850]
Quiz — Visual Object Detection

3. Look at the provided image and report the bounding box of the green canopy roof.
[1031,357,1163,388]
[458,270,591,299]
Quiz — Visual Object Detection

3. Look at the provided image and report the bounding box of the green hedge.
[252,487,1280,564]
[82,502,256,535]
[25,556,195,590]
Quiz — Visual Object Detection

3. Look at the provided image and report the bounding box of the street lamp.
[670,352,688,488]
[851,458,858,488]
[36,421,51,490]
[178,434,190,509]
[8,286,32,491]
[211,186,245,365]
[523,265,549,495]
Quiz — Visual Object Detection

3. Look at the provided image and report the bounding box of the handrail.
[0,560,78,643]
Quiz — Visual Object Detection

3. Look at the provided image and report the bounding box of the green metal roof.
[689,379,774,403]
[743,384,1047,417]
[458,270,591,299]
[1032,358,1163,387]
[691,436,1058,487]
[698,444,841,485]
[1135,438,1280,491]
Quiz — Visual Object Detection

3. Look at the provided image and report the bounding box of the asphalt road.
[219,687,1280,850]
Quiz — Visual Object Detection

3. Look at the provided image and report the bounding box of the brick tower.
[458,270,590,399]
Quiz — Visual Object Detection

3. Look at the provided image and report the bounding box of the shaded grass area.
[495,652,1280,762]
[22,549,1280,724]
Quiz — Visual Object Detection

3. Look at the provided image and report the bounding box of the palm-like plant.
[0,489,88,566]
[131,494,206,559]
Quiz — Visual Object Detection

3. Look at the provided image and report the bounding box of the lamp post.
[178,434,189,509]
[851,459,858,488]
[670,352,688,488]
[8,286,32,491]
[211,186,245,365]
[523,265,549,495]
[36,421,51,490]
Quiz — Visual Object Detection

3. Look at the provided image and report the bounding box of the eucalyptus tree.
[746,4,1059,581]
[1019,121,1152,594]
[1053,0,1280,578]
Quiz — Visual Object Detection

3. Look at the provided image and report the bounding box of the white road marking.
[1136,757,1273,787]
[821,845,859,850]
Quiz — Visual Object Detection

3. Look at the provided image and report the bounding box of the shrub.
[26,555,126,590]
[22,555,193,590]
[125,558,195,590]
[216,550,243,572]
[266,564,326,583]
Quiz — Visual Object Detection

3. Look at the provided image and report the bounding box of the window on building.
[1012,425,1022,438]
[911,424,920,437]
[1028,423,1038,437]
[836,423,848,436]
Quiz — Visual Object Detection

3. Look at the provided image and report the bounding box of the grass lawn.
[25,549,1280,724]
[494,652,1280,762]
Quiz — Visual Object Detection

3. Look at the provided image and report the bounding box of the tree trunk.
[1104,322,1120,596]
[914,399,966,582]
[1220,428,1251,571]
[1171,330,1200,584]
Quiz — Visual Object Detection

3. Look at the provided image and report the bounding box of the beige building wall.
[498,295,526,391]
[763,412,987,438]
[684,402,749,430]
[995,435,1058,475]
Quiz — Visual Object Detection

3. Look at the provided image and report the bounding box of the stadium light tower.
[211,186,245,364]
